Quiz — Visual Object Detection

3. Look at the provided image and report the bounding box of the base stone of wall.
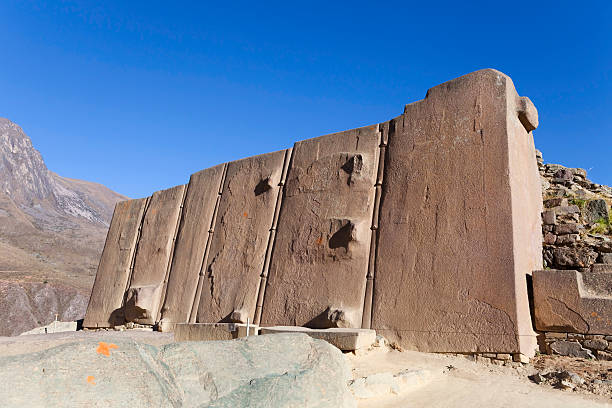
[456,352,527,366]
[260,326,376,351]
[174,323,258,341]
[541,332,612,360]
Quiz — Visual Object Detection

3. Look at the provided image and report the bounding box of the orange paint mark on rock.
[96,342,119,357]
[316,236,323,246]
[86,376,96,385]
[243,212,248,218]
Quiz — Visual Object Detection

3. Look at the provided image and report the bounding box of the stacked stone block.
[533,152,612,359]
[542,332,612,360]
[461,352,525,367]
[538,153,611,272]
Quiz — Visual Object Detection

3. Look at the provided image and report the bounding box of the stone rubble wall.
[84,69,544,356]
[537,151,611,271]
[459,352,526,367]
[542,332,612,360]
[534,152,612,359]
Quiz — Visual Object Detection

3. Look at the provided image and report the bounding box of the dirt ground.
[347,346,612,407]
[532,354,612,398]
[2,330,611,407]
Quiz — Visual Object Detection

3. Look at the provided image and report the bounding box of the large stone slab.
[174,323,258,341]
[0,334,355,408]
[196,151,287,324]
[261,126,379,328]
[159,165,225,328]
[126,185,186,325]
[533,269,612,335]
[83,198,148,328]
[372,69,541,355]
[260,326,376,351]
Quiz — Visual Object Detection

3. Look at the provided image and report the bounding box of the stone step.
[582,272,612,295]
[174,323,258,342]
[592,264,612,273]
[260,326,376,351]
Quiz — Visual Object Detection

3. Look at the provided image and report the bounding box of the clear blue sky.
[1,1,610,198]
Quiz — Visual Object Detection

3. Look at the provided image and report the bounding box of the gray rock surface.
[584,199,609,225]
[549,340,594,358]
[0,333,355,408]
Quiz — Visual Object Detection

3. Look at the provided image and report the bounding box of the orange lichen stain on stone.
[96,342,119,357]
[591,312,599,317]
[316,236,323,246]
[86,376,96,385]
[243,212,248,218]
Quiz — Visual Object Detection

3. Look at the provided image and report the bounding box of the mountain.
[0,118,127,335]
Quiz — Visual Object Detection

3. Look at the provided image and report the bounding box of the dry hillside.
[0,118,126,335]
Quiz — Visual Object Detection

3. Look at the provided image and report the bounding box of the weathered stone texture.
[533,269,612,335]
[537,151,611,276]
[0,334,355,408]
[159,165,225,328]
[552,247,598,269]
[196,151,286,324]
[260,326,376,351]
[549,341,594,358]
[125,185,186,325]
[372,69,539,355]
[584,199,609,224]
[83,198,148,328]
[83,69,553,357]
[582,272,612,296]
[261,126,379,328]
[174,323,258,341]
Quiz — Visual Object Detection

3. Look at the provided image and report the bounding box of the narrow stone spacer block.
[174,323,259,342]
[513,353,530,363]
[260,326,376,351]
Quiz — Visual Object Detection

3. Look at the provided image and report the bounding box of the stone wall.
[84,69,543,357]
[538,151,611,271]
[542,332,612,360]
[534,152,612,359]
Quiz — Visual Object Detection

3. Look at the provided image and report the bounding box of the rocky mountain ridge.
[0,118,122,227]
[0,118,126,335]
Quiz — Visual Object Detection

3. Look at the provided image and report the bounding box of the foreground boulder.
[0,333,355,408]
